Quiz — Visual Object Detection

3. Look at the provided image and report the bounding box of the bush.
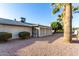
[18,31,30,39]
[0,32,12,42]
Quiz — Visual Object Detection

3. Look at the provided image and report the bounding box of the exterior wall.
[32,27,39,38]
[39,28,45,37]
[0,24,52,39]
[46,28,52,36]
[39,27,52,37]
[0,25,32,39]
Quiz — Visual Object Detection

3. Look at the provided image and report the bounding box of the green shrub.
[0,32,12,42]
[18,31,30,39]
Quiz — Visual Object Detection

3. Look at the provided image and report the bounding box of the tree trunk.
[64,3,72,42]
[53,29,56,34]
[54,29,56,33]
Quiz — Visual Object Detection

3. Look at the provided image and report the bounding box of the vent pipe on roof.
[20,17,26,23]
[14,18,16,21]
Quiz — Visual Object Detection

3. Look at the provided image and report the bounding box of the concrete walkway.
[0,33,79,56]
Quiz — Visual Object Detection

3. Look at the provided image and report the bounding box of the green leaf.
[52,7,60,14]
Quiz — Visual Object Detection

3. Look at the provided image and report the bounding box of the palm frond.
[51,3,55,6]
[52,3,65,14]
[72,6,79,12]
[52,7,60,14]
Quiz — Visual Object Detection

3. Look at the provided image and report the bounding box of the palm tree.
[52,3,79,42]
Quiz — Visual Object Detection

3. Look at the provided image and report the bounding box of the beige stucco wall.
[46,28,52,36]
[39,28,45,37]
[0,24,32,39]
[39,27,52,37]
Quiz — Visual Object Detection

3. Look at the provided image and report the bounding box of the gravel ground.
[0,33,79,56]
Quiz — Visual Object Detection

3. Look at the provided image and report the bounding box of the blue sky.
[0,3,79,27]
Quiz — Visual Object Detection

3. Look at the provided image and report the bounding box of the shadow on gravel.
[71,40,79,43]
[0,33,63,56]
[48,33,63,43]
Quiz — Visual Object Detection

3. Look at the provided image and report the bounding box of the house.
[0,18,52,39]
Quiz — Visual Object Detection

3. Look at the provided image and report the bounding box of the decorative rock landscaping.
[0,33,79,56]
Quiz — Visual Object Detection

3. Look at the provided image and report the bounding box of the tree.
[52,3,79,42]
[51,21,63,33]
[57,5,79,26]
